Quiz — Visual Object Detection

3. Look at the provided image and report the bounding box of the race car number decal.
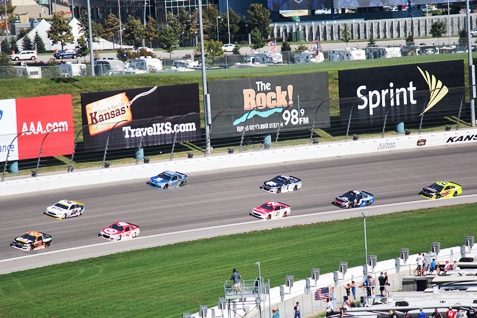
[104,228,118,234]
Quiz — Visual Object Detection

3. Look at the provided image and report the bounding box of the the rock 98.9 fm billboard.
[208,73,330,139]
[338,60,465,127]
[0,95,74,162]
[81,83,201,152]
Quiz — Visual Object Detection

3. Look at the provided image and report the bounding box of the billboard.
[338,60,465,127]
[269,0,332,10]
[81,84,201,152]
[334,0,464,9]
[0,95,74,162]
[208,73,330,139]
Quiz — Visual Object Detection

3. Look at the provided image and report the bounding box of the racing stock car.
[147,171,188,190]
[260,175,302,193]
[44,199,85,219]
[250,201,291,220]
[419,181,463,200]
[98,221,140,241]
[10,231,52,251]
[332,190,375,209]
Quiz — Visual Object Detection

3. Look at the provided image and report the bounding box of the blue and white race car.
[332,190,375,209]
[146,171,188,190]
[260,175,302,193]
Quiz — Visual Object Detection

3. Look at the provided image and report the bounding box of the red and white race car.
[249,201,291,220]
[98,221,140,241]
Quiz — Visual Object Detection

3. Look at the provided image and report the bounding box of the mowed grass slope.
[0,203,475,317]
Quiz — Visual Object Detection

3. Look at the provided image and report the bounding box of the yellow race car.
[419,181,463,200]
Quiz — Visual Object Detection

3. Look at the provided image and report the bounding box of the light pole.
[198,0,212,154]
[118,0,123,48]
[362,211,368,275]
[142,0,146,47]
[4,0,8,43]
[226,0,230,44]
[216,16,222,41]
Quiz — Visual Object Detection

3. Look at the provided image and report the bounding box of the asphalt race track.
[1,143,476,272]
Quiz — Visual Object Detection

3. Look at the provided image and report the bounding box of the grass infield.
[0,202,475,317]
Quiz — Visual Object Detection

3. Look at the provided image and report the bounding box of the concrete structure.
[271,13,477,42]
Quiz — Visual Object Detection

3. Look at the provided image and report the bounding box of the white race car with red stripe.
[249,201,291,220]
[98,221,140,241]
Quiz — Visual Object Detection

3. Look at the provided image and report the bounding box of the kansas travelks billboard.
[81,84,200,152]
[208,73,330,139]
[338,60,465,127]
[0,95,74,162]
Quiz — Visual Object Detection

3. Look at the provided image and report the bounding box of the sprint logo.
[417,66,448,116]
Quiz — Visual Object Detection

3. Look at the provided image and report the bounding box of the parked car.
[146,171,188,190]
[419,181,462,200]
[222,43,237,52]
[10,231,52,251]
[44,199,85,219]
[250,201,291,220]
[471,28,477,37]
[260,175,302,193]
[98,221,140,241]
[54,49,77,59]
[10,50,37,61]
[332,190,375,208]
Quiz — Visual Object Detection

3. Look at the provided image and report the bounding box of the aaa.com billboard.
[81,84,200,152]
[0,94,74,162]
[339,60,465,127]
[208,73,330,139]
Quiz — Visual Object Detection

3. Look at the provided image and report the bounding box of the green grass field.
[0,203,475,318]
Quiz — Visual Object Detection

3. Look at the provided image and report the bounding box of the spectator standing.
[467,306,476,318]
[330,286,337,309]
[272,308,280,318]
[378,272,385,296]
[429,259,437,274]
[456,308,465,318]
[422,254,428,276]
[293,301,301,318]
[418,308,426,318]
[404,311,412,318]
[384,272,390,297]
[369,275,376,296]
[351,281,357,300]
[231,268,242,294]
[416,254,423,276]
[363,275,372,297]
[432,308,443,318]
[447,307,456,318]
[344,283,351,301]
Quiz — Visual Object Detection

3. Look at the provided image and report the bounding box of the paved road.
[0,143,476,272]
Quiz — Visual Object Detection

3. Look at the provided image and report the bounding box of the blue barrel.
[9,161,18,174]
[135,148,144,160]
[396,122,405,133]
[263,135,272,148]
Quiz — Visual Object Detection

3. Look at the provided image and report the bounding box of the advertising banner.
[208,73,330,139]
[0,95,74,162]
[338,60,465,127]
[81,84,200,152]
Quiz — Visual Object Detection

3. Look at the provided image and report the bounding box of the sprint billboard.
[208,73,330,139]
[81,84,200,152]
[0,95,74,162]
[338,60,465,127]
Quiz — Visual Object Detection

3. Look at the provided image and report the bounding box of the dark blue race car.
[332,190,375,209]
[146,171,188,190]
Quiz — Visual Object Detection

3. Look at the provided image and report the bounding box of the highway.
[0,142,476,272]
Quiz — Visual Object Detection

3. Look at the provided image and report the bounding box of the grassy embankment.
[0,203,475,317]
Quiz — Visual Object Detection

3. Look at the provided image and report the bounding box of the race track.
[1,143,476,270]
